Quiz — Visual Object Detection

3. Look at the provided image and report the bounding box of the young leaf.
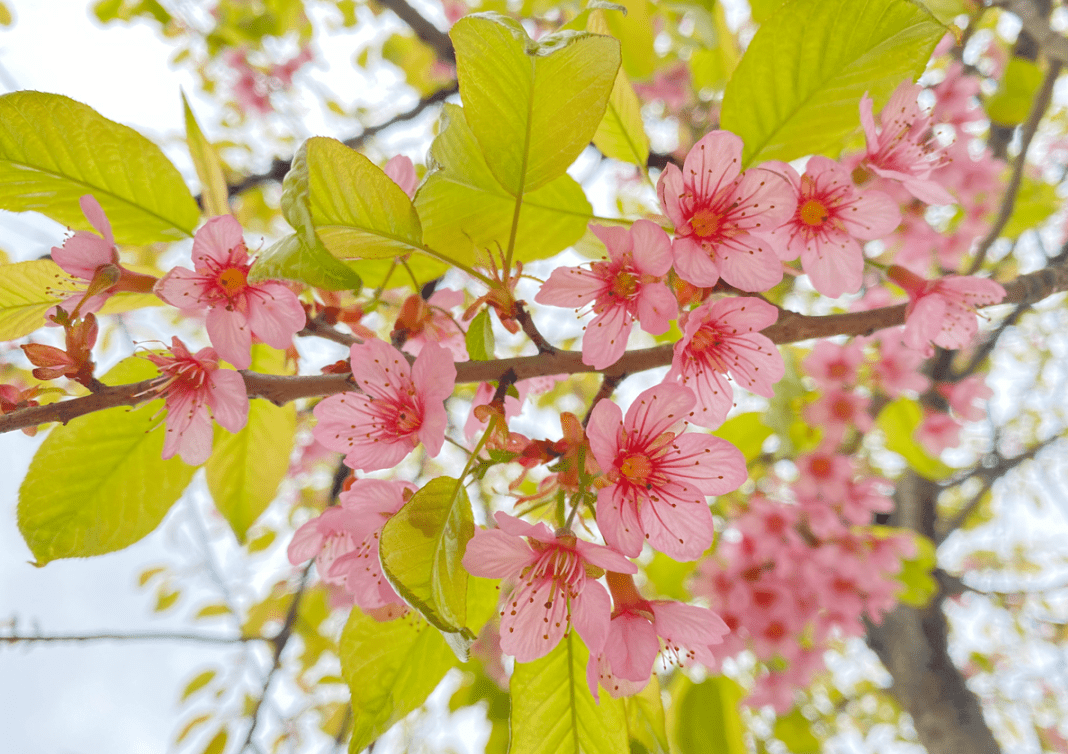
[339,607,458,754]
[379,476,476,646]
[720,0,944,166]
[250,139,364,291]
[712,412,773,464]
[416,104,592,266]
[588,11,650,167]
[625,675,670,754]
[465,308,495,361]
[451,14,621,195]
[773,707,820,754]
[181,669,218,702]
[0,91,199,243]
[17,357,197,565]
[205,345,296,543]
[670,675,746,754]
[182,91,230,218]
[509,632,628,754]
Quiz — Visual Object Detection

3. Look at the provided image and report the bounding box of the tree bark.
[865,471,1002,754]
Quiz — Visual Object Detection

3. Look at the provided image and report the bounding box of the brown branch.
[514,300,557,354]
[967,57,1062,274]
[998,0,1068,65]
[0,630,263,646]
[298,315,360,347]
[583,372,627,428]
[374,0,455,62]
[4,261,1067,436]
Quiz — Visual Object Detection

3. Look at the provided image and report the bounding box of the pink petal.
[571,579,612,656]
[534,266,603,308]
[587,398,623,472]
[801,234,864,299]
[500,579,570,662]
[604,612,659,683]
[840,189,900,240]
[682,131,743,201]
[245,281,306,349]
[461,527,537,579]
[629,219,673,276]
[206,368,250,433]
[79,195,114,245]
[384,154,418,198]
[677,364,732,429]
[574,540,638,575]
[206,306,253,369]
[623,383,693,441]
[52,232,116,280]
[192,215,247,270]
[596,484,645,558]
[660,433,747,496]
[411,341,457,403]
[589,224,634,259]
[494,511,555,543]
[154,267,208,312]
[287,519,326,565]
[656,164,689,230]
[582,305,631,370]
[650,600,728,648]
[635,283,676,336]
[715,235,784,292]
[672,236,721,288]
[727,168,796,234]
[165,402,213,465]
[639,491,714,561]
[349,338,413,401]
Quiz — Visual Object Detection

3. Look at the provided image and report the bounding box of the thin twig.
[374,0,454,62]
[514,301,557,354]
[298,315,361,347]
[583,372,627,428]
[967,59,1062,274]
[0,630,263,646]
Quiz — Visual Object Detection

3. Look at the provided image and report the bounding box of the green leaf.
[601,0,656,80]
[416,104,593,266]
[1003,174,1058,238]
[712,412,772,464]
[509,632,628,754]
[876,397,953,480]
[205,345,296,543]
[17,356,197,565]
[749,0,787,23]
[986,57,1044,126]
[720,0,944,166]
[249,139,364,291]
[625,675,670,754]
[0,259,163,341]
[379,476,476,649]
[340,607,458,754]
[644,550,696,602]
[588,11,649,167]
[450,14,620,195]
[774,707,820,753]
[670,675,746,754]
[182,91,229,218]
[201,729,227,754]
[465,308,496,361]
[0,91,199,243]
[301,136,424,261]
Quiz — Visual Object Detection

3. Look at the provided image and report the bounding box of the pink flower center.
[688,326,722,353]
[809,456,832,477]
[394,406,422,433]
[689,208,722,238]
[831,396,855,421]
[799,199,829,227]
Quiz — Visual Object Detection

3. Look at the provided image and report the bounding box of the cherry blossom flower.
[657,130,795,291]
[145,337,249,465]
[766,157,900,298]
[587,572,727,699]
[860,82,955,206]
[872,334,930,396]
[803,387,873,448]
[665,297,783,428]
[462,511,636,663]
[392,287,467,360]
[535,220,676,369]
[289,478,416,611]
[587,383,747,560]
[155,216,306,369]
[801,340,864,388]
[939,375,993,422]
[464,380,530,442]
[916,410,962,454]
[888,266,1006,352]
[50,195,158,318]
[312,338,455,471]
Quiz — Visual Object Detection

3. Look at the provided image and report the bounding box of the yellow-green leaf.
[625,675,670,754]
[670,675,746,754]
[713,412,772,464]
[876,397,953,480]
[0,91,199,243]
[721,0,944,166]
[194,603,232,620]
[416,104,592,267]
[774,707,820,753]
[379,476,476,651]
[589,11,649,167]
[340,608,457,754]
[182,92,229,218]
[510,632,628,754]
[451,14,620,195]
[18,357,197,565]
[465,308,495,361]
[986,57,1044,127]
[205,345,296,543]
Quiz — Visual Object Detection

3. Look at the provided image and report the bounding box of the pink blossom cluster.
[693,474,912,711]
[287,478,415,616]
